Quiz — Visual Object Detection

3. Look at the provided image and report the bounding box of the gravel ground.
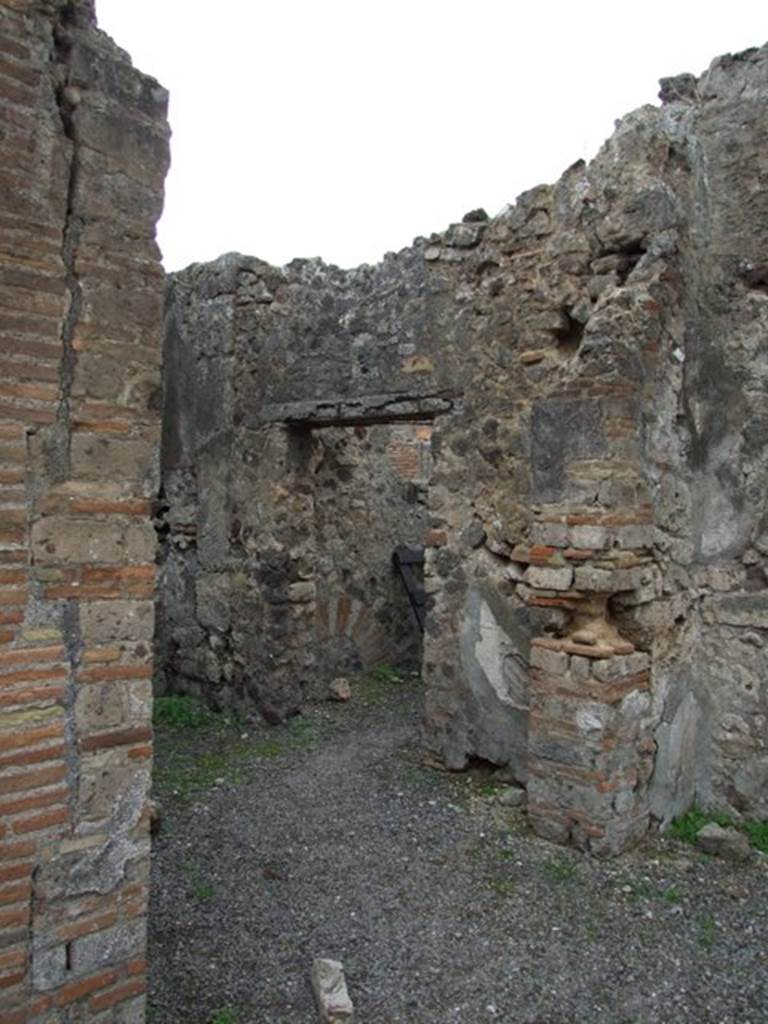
[148,673,768,1024]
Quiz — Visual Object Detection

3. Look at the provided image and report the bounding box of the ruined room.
[1,1,767,1022]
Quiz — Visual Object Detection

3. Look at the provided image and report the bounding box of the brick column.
[0,3,168,1020]
[513,510,658,855]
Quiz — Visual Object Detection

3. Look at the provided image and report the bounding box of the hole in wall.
[556,312,585,356]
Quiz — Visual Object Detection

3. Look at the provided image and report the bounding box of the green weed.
[660,885,682,904]
[668,806,732,845]
[369,662,402,684]
[669,806,768,853]
[698,913,716,950]
[154,706,328,801]
[251,739,285,758]
[542,855,578,883]
[208,1010,238,1024]
[475,779,504,798]
[153,694,215,729]
[354,662,418,706]
[743,820,768,854]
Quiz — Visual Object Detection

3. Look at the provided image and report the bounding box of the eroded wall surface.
[160,45,768,854]
[157,258,436,711]
[0,1,168,1018]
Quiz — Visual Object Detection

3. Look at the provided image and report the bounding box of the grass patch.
[668,805,768,853]
[660,885,682,904]
[354,662,416,707]
[743,820,768,854]
[153,694,217,729]
[698,913,716,950]
[667,806,732,845]
[369,663,403,684]
[154,706,328,802]
[620,877,654,901]
[542,854,579,883]
[617,874,684,904]
[208,1010,238,1024]
[474,779,504,798]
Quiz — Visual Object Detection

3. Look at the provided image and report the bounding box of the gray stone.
[524,565,573,591]
[696,823,753,863]
[497,785,526,807]
[311,958,355,1023]
[569,525,608,550]
[328,677,352,702]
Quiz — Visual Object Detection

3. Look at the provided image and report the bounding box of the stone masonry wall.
[161,44,768,855]
[421,46,768,852]
[157,260,432,708]
[0,2,168,1019]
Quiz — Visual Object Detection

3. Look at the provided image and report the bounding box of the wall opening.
[307,420,433,688]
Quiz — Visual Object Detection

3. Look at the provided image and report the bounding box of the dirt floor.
[147,670,768,1024]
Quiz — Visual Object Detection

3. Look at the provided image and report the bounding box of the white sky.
[96,1,766,272]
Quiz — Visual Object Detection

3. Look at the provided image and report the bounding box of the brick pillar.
[0,3,168,1020]
[515,511,658,855]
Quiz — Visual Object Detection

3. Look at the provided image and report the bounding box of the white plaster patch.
[475,600,515,707]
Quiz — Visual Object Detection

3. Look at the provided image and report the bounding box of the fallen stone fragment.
[311,958,355,1023]
[328,677,352,702]
[497,785,526,808]
[696,823,753,862]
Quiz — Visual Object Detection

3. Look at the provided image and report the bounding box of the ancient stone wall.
[0,1,168,1018]
[157,257,437,711]
[161,44,768,855]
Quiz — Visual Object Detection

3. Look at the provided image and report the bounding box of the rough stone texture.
[159,44,768,853]
[0,0,168,1018]
[310,957,355,1024]
[695,822,754,863]
[157,259,433,714]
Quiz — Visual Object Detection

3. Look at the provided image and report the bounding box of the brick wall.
[0,2,168,1020]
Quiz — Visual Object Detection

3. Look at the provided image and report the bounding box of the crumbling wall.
[422,47,768,851]
[0,0,168,1017]
[157,259,433,710]
[160,44,768,853]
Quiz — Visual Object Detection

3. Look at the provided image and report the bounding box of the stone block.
[31,517,155,565]
[75,679,151,735]
[531,521,569,547]
[569,525,608,550]
[615,524,654,549]
[31,942,67,992]
[311,958,355,1023]
[570,655,592,683]
[70,434,157,488]
[591,652,650,682]
[529,644,569,676]
[72,919,147,977]
[524,565,573,591]
[702,592,768,628]
[80,600,155,643]
[78,748,150,823]
[573,565,614,591]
